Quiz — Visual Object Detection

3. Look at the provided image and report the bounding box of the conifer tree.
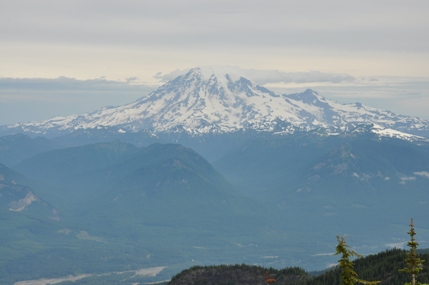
[335,235,380,285]
[400,218,428,285]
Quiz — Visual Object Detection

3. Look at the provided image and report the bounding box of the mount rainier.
[2,66,429,139]
[2,67,429,282]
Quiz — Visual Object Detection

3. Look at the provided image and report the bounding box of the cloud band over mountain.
[155,67,355,84]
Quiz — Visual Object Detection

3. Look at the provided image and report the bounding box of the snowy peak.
[1,66,429,139]
[145,66,269,105]
[134,66,286,134]
[285,89,328,106]
[189,66,242,82]
[177,66,273,98]
[162,66,244,95]
[283,89,339,125]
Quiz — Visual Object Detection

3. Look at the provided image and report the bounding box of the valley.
[14,266,166,285]
[1,132,428,284]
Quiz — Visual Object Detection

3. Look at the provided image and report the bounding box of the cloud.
[2,1,428,54]
[0,77,156,125]
[153,72,163,80]
[126,77,138,83]
[155,69,189,82]
[157,67,355,84]
[386,242,406,249]
[240,69,355,84]
[0,76,152,92]
[268,76,429,120]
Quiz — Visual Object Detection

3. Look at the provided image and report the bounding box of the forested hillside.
[167,249,429,285]
[308,248,429,285]
[168,264,309,285]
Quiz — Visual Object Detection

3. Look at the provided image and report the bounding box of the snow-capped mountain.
[2,66,429,139]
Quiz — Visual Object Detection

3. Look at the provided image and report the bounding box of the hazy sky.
[1,0,429,125]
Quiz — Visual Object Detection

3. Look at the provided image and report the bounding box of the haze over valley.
[1,67,429,284]
[1,1,429,284]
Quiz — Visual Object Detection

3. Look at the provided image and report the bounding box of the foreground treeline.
[168,264,309,285]
[167,249,429,285]
[309,248,429,285]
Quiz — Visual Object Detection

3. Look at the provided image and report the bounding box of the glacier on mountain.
[2,66,429,139]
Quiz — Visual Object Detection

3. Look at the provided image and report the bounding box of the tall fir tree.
[400,218,428,285]
[335,235,380,285]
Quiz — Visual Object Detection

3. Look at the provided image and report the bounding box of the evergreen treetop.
[335,235,380,285]
[400,218,428,285]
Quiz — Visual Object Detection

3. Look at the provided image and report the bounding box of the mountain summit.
[2,66,429,138]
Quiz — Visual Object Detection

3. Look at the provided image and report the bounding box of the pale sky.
[1,0,429,125]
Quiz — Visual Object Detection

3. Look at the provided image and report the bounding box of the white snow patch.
[414,171,429,178]
[371,124,428,142]
[400,176,416,184]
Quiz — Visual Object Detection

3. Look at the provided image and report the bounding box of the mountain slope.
[214,131,429,198]
[1,143,276,284]
[15,140,139,185]
[75,143,257,228]
[0,133,58,167]
[13,141,264,228]
[2,66,428,138]
[0,163,59,218]
[213,131,429,246]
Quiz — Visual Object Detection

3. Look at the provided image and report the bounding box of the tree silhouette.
[335,235,380,285]
[400,218,428,285]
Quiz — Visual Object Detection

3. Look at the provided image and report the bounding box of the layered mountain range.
[2,66,429,140]
[1,66,429,283]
